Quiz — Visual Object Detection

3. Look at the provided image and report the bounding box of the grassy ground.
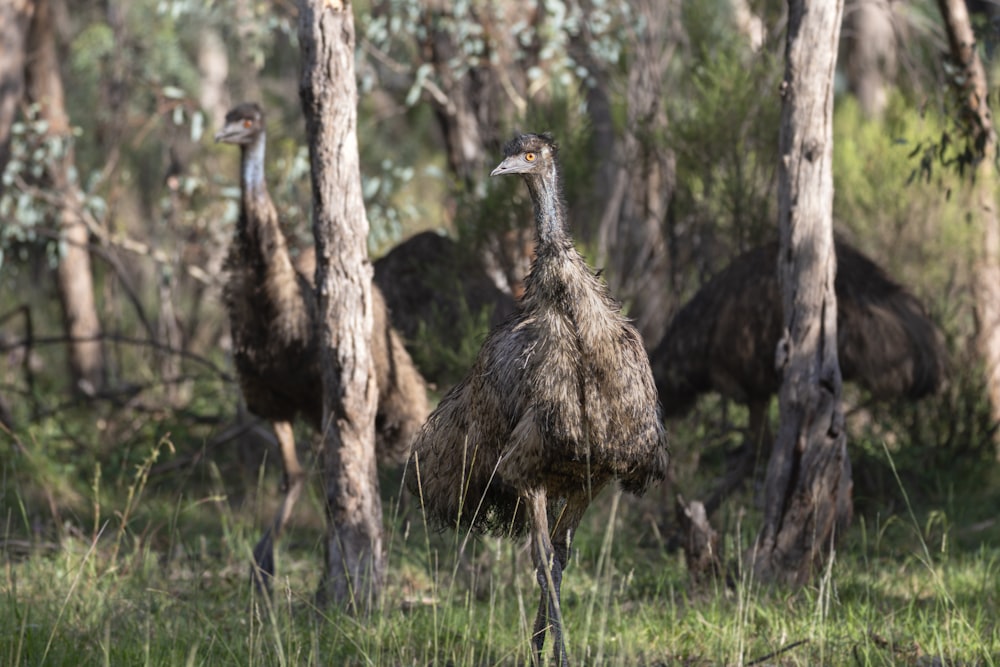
[2,417,999,666]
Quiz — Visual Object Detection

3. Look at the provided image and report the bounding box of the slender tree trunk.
[24,0,103,394]
[0,0,35,183]
[843,0,898,118]
[935,0,1000,453]
[298,0,383,612]
[592,0,678,346]
[752,0,851,586]
[197,27,230,131]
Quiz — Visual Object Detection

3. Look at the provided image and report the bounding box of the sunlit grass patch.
[2,424,1000,665]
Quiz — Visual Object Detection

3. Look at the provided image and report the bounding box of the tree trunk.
[592,0,678,346]
[0,0,35,183]
[842,0,898,118]
[935,0,1000,454]
[415,0,535,192]
[752,0,851,586]
[24,0,104,394]
[298,0,384,613]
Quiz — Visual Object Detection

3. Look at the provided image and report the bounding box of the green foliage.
[665,2,784,295]
[406,298,496,391]
[833,94,974,285]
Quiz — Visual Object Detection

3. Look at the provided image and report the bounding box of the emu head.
[490,133,558,177]
[215,102,265,145]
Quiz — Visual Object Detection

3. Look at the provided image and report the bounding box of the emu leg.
[251,420,306,591]
[705,399,771,515]
[528,488,569,667]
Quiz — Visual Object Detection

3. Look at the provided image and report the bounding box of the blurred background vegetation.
[1,0,1000,594]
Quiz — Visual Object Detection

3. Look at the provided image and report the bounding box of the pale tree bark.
[0,0,35,182]
[23,0,103,394]
[752,0,851,585]
[731,0,766,52]
[231,0,263,106]
[298,0,383,612]
[590,0,678,346]
[842,0,898,118]
[935,0,1000,453]
[413,0,537,192]
[197,27,230,131]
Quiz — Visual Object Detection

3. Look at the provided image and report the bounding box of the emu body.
[650,239,945,511]
[407,134,668,666]
[215,102,428,586]
[372,230,518,388]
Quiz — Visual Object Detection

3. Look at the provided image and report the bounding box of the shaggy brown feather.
[650,239,946,414]
[406,133,668,667]
[216,102,428,586]
[372,230,518,388]
[649,239,946,515]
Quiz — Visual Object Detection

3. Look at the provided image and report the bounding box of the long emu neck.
[233,125,309,339]
[523,160,570,251]
[236,129,286,263]
[240,131,268,207]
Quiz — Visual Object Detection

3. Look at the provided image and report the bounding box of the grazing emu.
[406,134,669,667]
[372,230,518,387]
[215,102,429,586]
[650,239,945,511]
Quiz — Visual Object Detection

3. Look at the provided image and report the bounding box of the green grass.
[2,415,1000,666]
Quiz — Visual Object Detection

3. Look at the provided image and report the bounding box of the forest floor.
[1,413,999,666]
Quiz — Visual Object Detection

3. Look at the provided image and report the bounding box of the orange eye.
[243,119,253,128]
[525,152,536,162]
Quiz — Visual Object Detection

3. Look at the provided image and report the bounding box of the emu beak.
[214,123,242,143]
[491,157,519,177]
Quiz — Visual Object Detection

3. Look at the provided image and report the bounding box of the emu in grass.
[650,239,946,512]
[215,102,428,588]
[406,133,669,666]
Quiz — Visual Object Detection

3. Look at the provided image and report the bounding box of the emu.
[406,133,669,667]
[215,102,428,586]
[295,230,519,390]
[372,230,518,388]
[650,239,945,511]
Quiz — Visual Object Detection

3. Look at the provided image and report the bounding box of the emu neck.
[232,130,308,341]
[236,131,281,247]
[235,131,291,277]
[240,133,268,205]
[523,165,570,251]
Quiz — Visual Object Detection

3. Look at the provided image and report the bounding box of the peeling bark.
[752,0,851,586]
[298,0,383,612]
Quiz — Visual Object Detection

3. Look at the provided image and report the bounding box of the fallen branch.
[0,332,233,382]
[747,638,809,666]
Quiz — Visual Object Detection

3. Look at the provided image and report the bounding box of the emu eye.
[243,119,253,129]
[524,152,536,162]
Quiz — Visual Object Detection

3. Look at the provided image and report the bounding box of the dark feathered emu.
[650,239,945,511]
[406,134,669,667]
[215,102,429,586]
[372,230,518,387]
